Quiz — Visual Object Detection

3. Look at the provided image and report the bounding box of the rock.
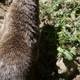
[73,75,80,80]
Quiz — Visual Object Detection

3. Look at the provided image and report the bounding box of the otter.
[0,0,39,80]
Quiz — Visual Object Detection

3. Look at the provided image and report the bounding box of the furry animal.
[0,0,12,5]
[0,0,39,80]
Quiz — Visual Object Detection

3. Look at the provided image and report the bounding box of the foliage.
[39,0,80,79]
[39,0,80,61]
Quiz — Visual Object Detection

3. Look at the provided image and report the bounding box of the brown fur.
[0,0,39,80]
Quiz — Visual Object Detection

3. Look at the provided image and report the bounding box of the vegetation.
[39,0,80,79]
[0,0,80,79]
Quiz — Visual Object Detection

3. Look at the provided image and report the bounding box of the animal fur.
[0,0,39,80]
